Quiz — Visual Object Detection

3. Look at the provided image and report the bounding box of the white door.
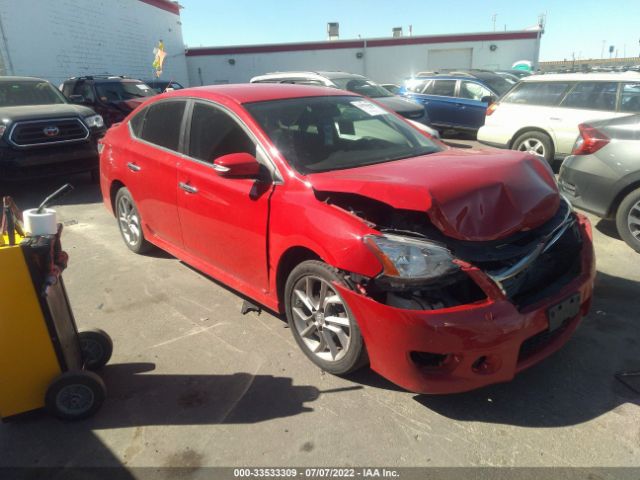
[427,48,472,70]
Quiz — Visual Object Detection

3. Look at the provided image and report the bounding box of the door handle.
[127,162,141,172]
[179,182,198,194]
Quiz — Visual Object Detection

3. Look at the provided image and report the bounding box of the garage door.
[427,48,473,70]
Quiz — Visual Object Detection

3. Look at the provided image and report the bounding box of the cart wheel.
[45,371,106,421]
[79,329,113,370]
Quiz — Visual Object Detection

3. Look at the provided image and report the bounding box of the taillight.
[486,102,499,116]
[572,124,609,155]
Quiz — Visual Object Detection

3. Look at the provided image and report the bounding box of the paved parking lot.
[1,140,639,469]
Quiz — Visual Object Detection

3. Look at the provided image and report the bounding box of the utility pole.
[491,14,497,32]
[601,40,606,59]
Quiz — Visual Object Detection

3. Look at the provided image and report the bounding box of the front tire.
[284,260,368,375]
[115,187,152,254]
[615,187,640,253]
[512,131,554,163]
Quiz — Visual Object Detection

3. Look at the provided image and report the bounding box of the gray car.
[559,114,640,252]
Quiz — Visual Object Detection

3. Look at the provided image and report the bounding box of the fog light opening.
[471,355,501,374]
[411,351,449,368]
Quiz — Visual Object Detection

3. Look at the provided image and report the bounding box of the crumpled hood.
[307,148,560,241]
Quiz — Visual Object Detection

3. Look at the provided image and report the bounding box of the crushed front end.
[323,193,595,394]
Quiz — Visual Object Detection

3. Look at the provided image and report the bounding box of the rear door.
[457,80,494,129]
[124,100,187,248]
[176,100,272,291]
[555,81,620,154]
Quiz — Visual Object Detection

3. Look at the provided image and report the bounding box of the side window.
[560,82,618,111]
[621,83,640,113]
[503,82,571,106]
[188,102,255,163]
[73,82,96,103]
[139,101,185,151]
[405,79,430,93]
[62,82,73,98]
[424,80,456,97]
[459,81,492,101]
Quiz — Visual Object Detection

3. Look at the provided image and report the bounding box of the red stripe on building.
[139,0,181,15]
[185,31,539,57]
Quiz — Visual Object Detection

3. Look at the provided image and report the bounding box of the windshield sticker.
[350,100,388,116]
[136,84,151,90]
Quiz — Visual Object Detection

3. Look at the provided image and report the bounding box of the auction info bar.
[0,468,639,480]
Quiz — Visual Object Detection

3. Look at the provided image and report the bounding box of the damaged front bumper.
[337,214,595,394]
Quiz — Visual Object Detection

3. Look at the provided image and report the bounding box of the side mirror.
[212,152,261,179]
[481,95,496,105]
[68,94,86,104]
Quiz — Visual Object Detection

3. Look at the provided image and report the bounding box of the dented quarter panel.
[308,148,560,241]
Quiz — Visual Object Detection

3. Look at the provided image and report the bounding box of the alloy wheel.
[117,196,141,246]
[290,275,352,362]
[628,199,640,241]
[517,138,546,158]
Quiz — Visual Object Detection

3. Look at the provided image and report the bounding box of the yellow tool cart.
[0,185,112,421]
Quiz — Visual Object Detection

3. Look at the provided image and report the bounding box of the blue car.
[399,71,513,133]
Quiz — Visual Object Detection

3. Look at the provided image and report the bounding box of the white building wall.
[186,34,540,86]
[0,0,188,86]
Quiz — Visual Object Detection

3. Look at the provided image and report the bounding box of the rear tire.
[615,187,640,253]
[284,260,368,375]
[115,187,152,254]
[512,131,554,163]
[45,371,106,421]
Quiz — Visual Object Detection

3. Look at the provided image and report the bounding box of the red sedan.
[99,84,595,394]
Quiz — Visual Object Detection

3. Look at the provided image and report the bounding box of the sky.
[178,0,640,62]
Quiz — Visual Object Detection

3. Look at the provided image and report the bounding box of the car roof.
[163,83,357,104]
[521,72,640,82]
[251,71,365,82]
[0,76,49,83]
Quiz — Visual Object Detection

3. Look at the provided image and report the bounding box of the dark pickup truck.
[0,76,106,181]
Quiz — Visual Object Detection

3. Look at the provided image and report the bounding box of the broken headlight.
[364,234,460,283]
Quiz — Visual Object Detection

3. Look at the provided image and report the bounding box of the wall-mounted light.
[356,52,364,59]
[489,44,498,52]
[228,58,236,65]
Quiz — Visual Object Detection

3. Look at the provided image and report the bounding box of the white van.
[477,73,640,162]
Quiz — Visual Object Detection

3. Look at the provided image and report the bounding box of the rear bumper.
[337,215,595,394]
[559,154,620,218]
[477,125,512,148]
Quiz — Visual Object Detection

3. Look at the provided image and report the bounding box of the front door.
[177,101,272,292]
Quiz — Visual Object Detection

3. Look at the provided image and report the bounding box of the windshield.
[331,77,393,98]
[245,95,442,174]
[0,80,67,107]
[480,75,514,96]
[95,81,155,102]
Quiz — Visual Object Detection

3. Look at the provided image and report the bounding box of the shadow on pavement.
[0,173,101,210]
[415,270,640,427]
[1,363,361,468]
[595,218,622,241]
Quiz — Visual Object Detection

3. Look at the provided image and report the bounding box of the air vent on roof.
[393,27,403,38]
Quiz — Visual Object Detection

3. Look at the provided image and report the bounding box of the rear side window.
[188,102,255,163]
[560,82,618,111]
[425,80,456,97]
[621,83,640,113]
[139,101,185,151]
[129,107,147,137]
[503,82,571,106]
